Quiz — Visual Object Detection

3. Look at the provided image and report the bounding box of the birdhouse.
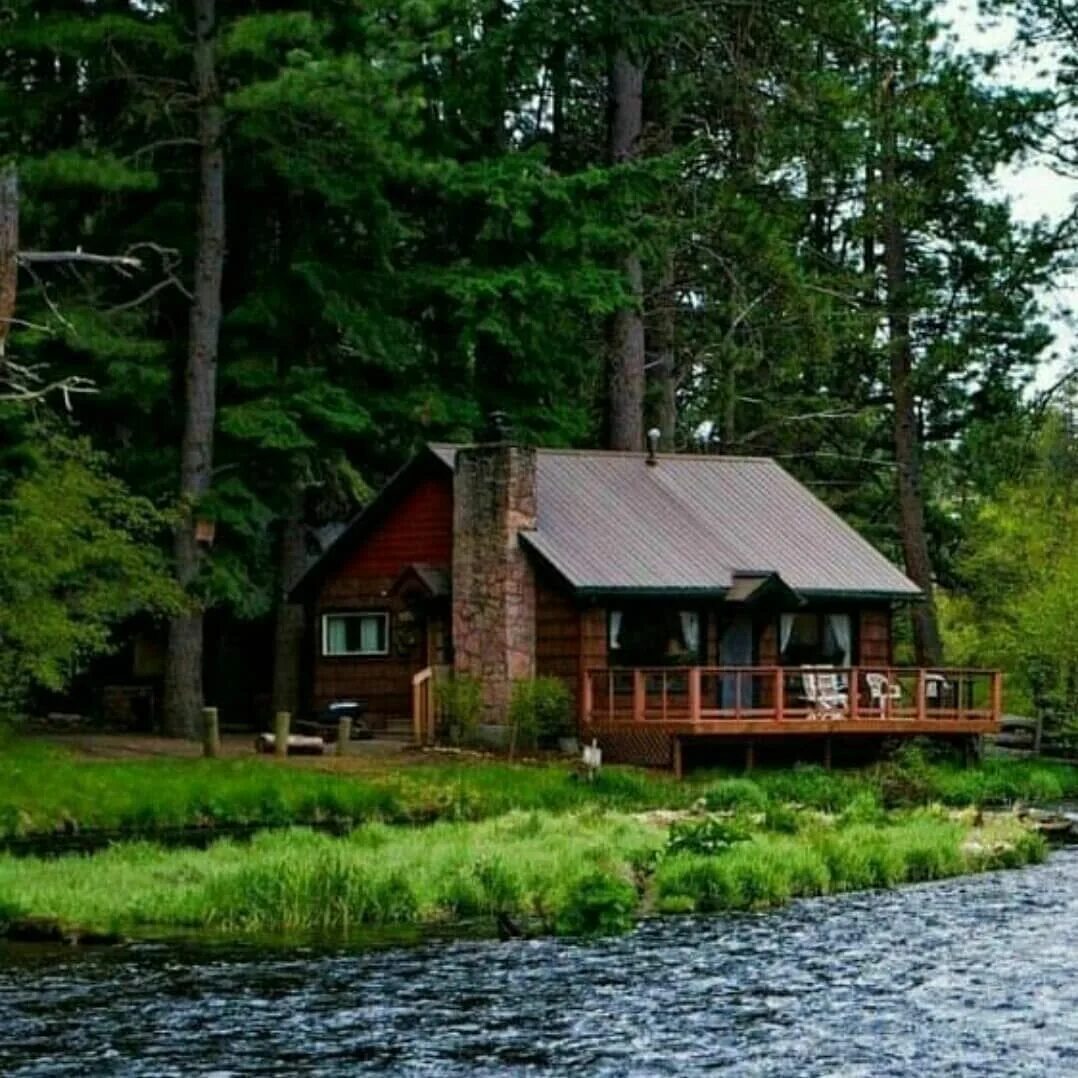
[194,517,216,546]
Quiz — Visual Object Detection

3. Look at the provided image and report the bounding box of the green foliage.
[555,871,637,937]
[434,675,483,746]
[0,433,180,717]
[508,676,573,749]
[942,413,1078,726]
[702,778,769,814]
[665,816,751,857]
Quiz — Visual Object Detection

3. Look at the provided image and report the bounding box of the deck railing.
[582,666,1002,732]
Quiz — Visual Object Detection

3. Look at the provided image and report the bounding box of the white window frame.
[321,611,390,657]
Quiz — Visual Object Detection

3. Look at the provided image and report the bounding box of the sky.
[943,0,1078,392]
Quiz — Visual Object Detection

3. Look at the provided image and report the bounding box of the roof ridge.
[427,441,777,464]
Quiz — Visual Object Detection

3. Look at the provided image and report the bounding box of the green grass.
[2,739,1076,843]
[0,808,1046,942]
[0,741,693,838]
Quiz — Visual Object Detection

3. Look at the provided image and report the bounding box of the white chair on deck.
[865,673,902,714]
[801,667,848,716]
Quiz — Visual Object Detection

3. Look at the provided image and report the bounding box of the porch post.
[917,669,927,724]
[633,669,646,723]
[773,667,784,722]
[992,671,1003,724]
[688,667,701,724]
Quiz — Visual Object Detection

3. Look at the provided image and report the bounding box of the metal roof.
[432,444,920,599]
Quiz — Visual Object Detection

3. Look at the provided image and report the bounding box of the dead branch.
[18,250,144,272]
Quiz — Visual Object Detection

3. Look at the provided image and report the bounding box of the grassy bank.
[0,808,1047,942]
[3,740,1078,841]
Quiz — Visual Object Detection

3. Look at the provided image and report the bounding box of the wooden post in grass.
[274,710,290,758]
[337,716,351,756]
[202,707,220,758]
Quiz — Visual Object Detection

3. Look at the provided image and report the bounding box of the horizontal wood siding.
[535,578,580,705]
[312,475,453,725]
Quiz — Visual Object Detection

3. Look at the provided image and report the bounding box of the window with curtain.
[779,612,853,667]
[608,606,702,665]
[322,612,389,656]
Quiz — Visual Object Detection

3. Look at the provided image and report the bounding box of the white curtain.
[609,609,623,651]
[679,611,700,656]
[360,616,383,653]
[779,613,796,655]
[827,613,852,667]
[325,616,349,655]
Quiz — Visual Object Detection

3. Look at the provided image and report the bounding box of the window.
[608,606,702,665]
[322,612,389,657]
[779,612,853,667]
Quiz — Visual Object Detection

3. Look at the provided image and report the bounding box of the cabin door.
[719,616,753,709]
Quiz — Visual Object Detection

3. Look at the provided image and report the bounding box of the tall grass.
[655,813,1046,914]
[0,809,1045,941]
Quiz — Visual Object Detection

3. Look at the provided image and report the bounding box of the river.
[2,850,1077,1076]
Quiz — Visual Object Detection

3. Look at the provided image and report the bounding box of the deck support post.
[201,707,220,758]
[274,710,290,758]
[672,735,683,780]
[823,735,832,771]
[744,739,755,772]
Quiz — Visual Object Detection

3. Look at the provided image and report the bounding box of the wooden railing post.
[774,667,784,722]
[633,669,646,723]
[849,668,859,723]
[992,671,1003,724]
[917,669,927,724]
[688,667,701,725]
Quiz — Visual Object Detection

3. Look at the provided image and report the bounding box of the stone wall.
[451,443,537,723]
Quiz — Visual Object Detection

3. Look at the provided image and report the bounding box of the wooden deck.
[582,666,1003,737]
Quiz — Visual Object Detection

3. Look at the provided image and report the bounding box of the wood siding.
[535,577,580,705]
[311,475,453,725]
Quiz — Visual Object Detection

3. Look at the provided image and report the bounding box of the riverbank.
[0,739,1067,944]
[0,805,1047,943]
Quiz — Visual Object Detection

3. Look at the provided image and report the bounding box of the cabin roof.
[433,443,919,599]
[293,443,920,601]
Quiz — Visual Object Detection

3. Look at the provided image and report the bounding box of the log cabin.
[291,435,1002,770]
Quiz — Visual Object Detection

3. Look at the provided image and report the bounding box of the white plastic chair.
[865,672,902,713]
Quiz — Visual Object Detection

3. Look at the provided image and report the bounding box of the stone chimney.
[452,422,537,724]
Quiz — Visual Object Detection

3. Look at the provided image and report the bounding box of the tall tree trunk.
[0,166,16,361]
[652,247,677,448]
[272,483,307,717]
[162,0,225,738]
[606,48,645,451]
[880,69,942,666]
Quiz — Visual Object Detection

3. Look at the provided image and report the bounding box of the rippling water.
[3,851,1077,1077]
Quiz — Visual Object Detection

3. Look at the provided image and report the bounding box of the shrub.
[435,675,483,746]
[702,777,768,813]
[665,816,750,857]
[555,871,637,936]
[508,677,573,752]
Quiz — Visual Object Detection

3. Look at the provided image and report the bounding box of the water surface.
[3,851,1077,1076]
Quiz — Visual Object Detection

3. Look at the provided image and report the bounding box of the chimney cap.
[484,410,512,443]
